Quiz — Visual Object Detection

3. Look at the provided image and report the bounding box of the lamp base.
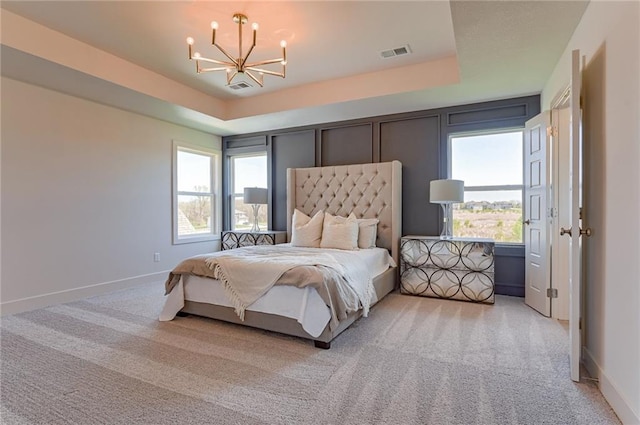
[250,204,261,233]
[440,203,454,239]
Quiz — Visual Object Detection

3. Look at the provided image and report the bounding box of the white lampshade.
[430,179,464,204]
[243,187,268,205]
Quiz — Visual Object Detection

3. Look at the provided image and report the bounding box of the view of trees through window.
[178,192,211,234]
[451,131,523,243]
[231,153,268,230]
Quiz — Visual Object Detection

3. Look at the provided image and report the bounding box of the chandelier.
[186,13,287,87]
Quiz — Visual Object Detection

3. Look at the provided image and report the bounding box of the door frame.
[567,49,583,382]
[550,86,572,321]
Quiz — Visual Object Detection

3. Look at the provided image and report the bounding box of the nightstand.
[400,236,495,304]
[221,230,287,250]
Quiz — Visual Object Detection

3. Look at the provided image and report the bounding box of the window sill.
[173,234,221,245]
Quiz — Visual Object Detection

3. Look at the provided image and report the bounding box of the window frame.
[448,128,525,244]
[226,149,269,231]
[172,140,221,245]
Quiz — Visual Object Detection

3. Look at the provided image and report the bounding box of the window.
[450,130,523,243]
[172,141,220,244]
[229,153,268,230]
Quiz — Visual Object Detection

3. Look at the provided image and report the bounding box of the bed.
[160,160,402,348]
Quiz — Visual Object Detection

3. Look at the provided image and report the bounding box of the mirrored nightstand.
[400,236,495,304]
[221,230,287,250]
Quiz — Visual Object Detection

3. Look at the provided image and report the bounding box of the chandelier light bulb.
[211,21,218,29]
[252,23,259,31]
[193,52,201,59]
[280,40,287,48]
[186,37,194,45]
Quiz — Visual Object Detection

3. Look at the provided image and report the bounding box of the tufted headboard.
[286,161,402,265]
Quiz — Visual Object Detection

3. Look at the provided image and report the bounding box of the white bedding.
[160,246,395,337]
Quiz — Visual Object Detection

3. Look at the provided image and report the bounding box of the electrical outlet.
[154,252,160,262]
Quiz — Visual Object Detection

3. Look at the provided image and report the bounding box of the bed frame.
[180,161,402,348]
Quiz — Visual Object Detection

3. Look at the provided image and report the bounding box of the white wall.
[542,1,640,423]
[1,77,222,314]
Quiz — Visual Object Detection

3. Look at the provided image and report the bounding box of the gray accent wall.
[270,130,316,230]
[223,95,540,296]
[320,124,374,166]
[380,115,441,236]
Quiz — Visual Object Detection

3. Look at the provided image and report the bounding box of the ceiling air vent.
[228,81,252,90]
[380,45,412,59]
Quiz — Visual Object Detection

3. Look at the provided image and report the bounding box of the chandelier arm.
[199,66,235,73]
[212,44,240,67]
[244,70,264,87]
[194,56,235,66]
[242,28,257,65]
[226,70,238,85]
[245,67,285,78]
[242,45,257,67]
[246,58,285,67]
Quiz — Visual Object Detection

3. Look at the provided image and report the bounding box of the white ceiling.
[0,1,588,136]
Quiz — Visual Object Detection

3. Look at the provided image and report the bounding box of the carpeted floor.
[1,282,620,425]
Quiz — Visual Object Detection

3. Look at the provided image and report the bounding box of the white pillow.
[320,212,359,250]
[291,209,324,248]
[357,218,379,249]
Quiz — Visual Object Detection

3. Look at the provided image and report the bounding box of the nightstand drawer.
[221,230,287,250]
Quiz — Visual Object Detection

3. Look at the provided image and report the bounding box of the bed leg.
[176,311,189,317]
[314,340,331,349]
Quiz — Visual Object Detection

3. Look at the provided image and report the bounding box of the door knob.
[560,227,572,236]
[523,219,531,225]
[580,228,592,237]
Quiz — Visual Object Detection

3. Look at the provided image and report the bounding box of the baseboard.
[583,347,640,424]
[495,282,524,297]
[0,271,169,316]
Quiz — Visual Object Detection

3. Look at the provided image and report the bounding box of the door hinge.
[547,288,558,298]
[546,126,558,137]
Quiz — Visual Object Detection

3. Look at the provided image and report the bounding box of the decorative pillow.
[320,212,359,250]
[291,209,324,248]
[357,218,379,249]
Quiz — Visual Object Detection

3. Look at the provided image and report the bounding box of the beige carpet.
[1,282,620,425]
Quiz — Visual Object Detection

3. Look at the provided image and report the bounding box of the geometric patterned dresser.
[400,236,495,304]
[221,230,287,250]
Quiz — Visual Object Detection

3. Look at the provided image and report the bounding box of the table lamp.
[243,187,268,232]
[430,179,464,239]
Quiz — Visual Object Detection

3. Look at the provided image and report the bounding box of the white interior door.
[566,49,583,382]
[524,112,551,316]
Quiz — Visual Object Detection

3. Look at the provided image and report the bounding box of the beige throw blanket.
[206,247,345,320]
[164,245,375,330]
